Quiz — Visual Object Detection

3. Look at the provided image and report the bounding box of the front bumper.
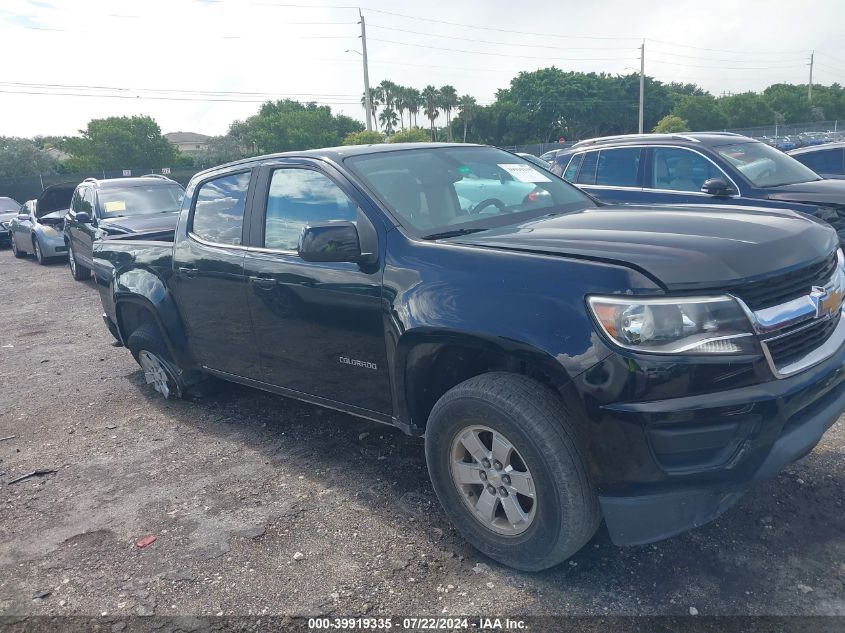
[581,325,845,546]
[37,232,68,257]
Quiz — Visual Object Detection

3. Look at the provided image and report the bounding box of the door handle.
[249,275,277,289]
[178,266,199,278]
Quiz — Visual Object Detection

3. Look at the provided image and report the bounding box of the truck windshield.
[345,146,594,238]
[715,141,821,187]
[98,184,184,218]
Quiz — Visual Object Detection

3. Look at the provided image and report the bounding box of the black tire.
[33,236,48,265]
[126,321,217,400]
[11,236,27,258]
[67,242,91,281]
[425,372,601,571]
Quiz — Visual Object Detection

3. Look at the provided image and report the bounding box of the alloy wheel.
[34,240,42,263]
[449,425,537,536]
[68,244,76,275]
[138,350,173,398]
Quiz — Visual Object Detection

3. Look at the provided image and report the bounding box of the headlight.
[587,295,757,354]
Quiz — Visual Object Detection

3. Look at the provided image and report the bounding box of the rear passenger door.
[242,160,391,416]
[66,185,96,266]
[567,148,645,204]
[172,169,260,377]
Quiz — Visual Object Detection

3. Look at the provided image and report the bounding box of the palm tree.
[457,94,478,142]
[404,87,421,127]
[377,80,398,110]
[379,106,399,135]
[394,86,408,130]
[421,85,440,141]
[439,85,459,141]
[361,88,380,130]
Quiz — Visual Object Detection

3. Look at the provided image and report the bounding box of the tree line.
[3,68,845,180]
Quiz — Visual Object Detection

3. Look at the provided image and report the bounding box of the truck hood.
[765,178,845,206]
[100,212,179,235]
[449,204,839,291]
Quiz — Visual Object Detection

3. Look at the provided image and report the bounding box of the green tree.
[0,137,59,178]
[762,84,811,123]
[421,85,440,141]
[237,100,363,153]
[439,85,459,141]
[62,115,175,170]
[343,130,385,145]
[717,92,774,128]
[653,114,689,133]
[457,94,478,142]
[361,88,381,131]
[388,127,430,143]
[672,95,727,131]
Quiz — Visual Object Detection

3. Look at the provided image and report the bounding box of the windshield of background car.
[345,146,594,237]
[715,141,821,187]
[0,197,21,212]
[97,184,184,218]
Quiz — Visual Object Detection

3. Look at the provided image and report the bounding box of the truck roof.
[192,142,484,180]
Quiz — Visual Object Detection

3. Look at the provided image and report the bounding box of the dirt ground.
[1,251,844,622]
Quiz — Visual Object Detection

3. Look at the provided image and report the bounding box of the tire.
[425,372,601,571]
[11,236,27,258]
[126,321,217,400]
[33,236,48,265]
[68,242,91,281]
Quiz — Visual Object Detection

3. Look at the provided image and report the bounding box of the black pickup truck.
[92,143,845,571]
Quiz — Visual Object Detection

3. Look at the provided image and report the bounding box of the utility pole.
[359,9,373,132]
[808,51,814,102]
[638,40,645,134]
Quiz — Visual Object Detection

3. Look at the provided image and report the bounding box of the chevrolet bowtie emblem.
[811,284,845,319]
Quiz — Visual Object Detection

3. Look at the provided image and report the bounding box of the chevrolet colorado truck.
[92,143,845,571]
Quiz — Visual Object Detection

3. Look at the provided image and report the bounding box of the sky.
[1,0,844,138]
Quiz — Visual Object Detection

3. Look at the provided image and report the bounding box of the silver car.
[9,182,74,264]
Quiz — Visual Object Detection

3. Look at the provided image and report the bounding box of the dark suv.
[789,141,845,179]
[64,175,184,281]
[552,133,845,243]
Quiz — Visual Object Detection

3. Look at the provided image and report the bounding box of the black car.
[789,141,845,179]
[90,143,845,571]
[64,175,184,281]
[0,196,22,246]
[552,133,845,243]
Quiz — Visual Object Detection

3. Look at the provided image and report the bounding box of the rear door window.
[595,148,642,187]
[191,171,251,246]
[575,151,599,185]
[562,154,583,182]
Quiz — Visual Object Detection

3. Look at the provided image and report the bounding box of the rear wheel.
[425,373,601,571]
[68,242,90,280]
[126,321,217,400]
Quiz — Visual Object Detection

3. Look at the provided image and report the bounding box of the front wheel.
[67,242,91,280]
[11,236,26,258]
[425,373,600,571]
[33,237,48,265]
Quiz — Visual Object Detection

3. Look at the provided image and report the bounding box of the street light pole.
[359,10,373,132]
[638,40,645,134]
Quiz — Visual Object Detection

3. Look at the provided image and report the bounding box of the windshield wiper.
[421,227,489,240]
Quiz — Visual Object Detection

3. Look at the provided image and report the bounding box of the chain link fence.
[0,166,204,205]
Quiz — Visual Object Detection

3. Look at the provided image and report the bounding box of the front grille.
[764,312,841,367]
[729,252,837,311]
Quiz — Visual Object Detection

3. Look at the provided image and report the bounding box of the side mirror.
[298,221,363,263]
[701,178,736,197]
[75,211,92,224]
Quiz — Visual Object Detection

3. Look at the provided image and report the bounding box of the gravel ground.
[0,251,844,621]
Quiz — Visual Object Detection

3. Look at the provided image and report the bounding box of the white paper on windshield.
[497,163,551,183]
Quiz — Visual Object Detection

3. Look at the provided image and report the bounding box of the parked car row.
[4,138,845,572]
[2,175,185,274]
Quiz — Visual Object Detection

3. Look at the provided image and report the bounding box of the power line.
[367,37,638,62]
[366,23,636,51]
[646,38,807,55]
[648,57,807,70]
[0,81,360,98]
